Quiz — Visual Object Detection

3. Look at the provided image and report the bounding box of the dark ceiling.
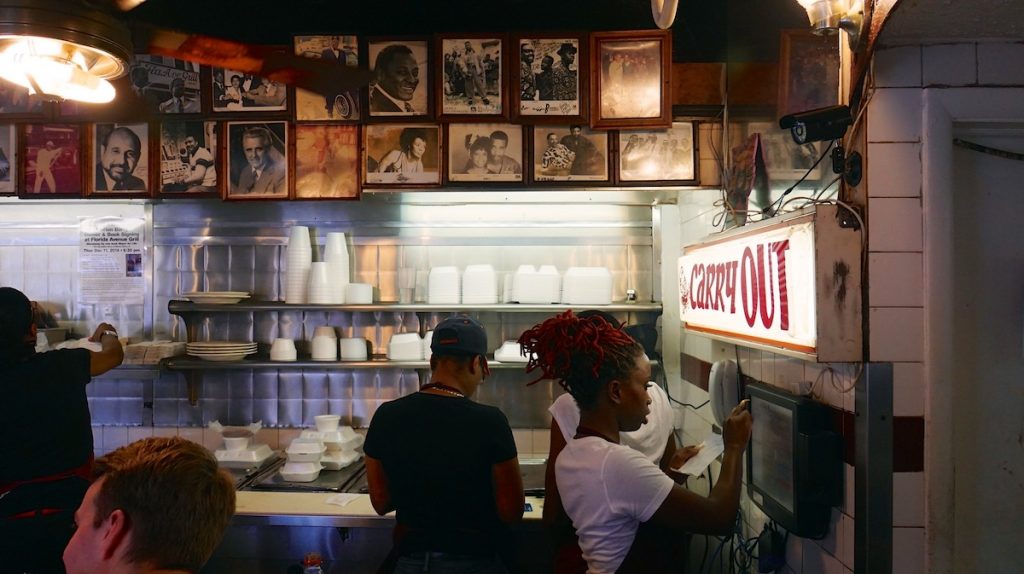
[126,0,810,64]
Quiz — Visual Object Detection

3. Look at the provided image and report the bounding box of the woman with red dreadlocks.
[518,311,751,573]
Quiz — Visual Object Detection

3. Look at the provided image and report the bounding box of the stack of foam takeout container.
[210,422,274,470]
[300,415,364,471]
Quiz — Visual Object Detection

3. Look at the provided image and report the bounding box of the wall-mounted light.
[0,1,132,103]
[651,0,679,30]
[794,0,864,49]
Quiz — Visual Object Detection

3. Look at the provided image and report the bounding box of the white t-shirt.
[556,437,675,574]
[549,383,674,463]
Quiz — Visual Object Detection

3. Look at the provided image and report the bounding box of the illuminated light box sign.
[679,205,861,361]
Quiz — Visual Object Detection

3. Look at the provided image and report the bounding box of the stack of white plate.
[428,266,460,304]
[186,341,257,362]
[183,291,250,305]
[462,264,497,304]
[286,226,312,304]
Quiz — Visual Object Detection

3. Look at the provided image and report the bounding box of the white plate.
[195,353,252,362]
[187,341,256,347]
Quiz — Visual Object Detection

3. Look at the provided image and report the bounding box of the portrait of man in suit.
[228,122,288,199]
[369,41,427,116]
[94,124,148,193]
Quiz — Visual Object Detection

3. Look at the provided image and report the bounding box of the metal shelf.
[168,300,662,314]
[164,355,545,371]
[94,365,163,380]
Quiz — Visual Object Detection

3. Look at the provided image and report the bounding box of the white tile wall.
[867,89,922,143]
[840,513,855,568]
[843,463,855,518]
[893,362,925,417]
[869,308,925,362]
[977,43,1024,85]
[867,142,921,197]
[873,46,922,88]
[922,44,977,86]
[802,537,847,574]
[868,198,923,252]
[892,527,926,574]
[101,426,128,451]
[868,253,923,307]
[893,472,925,527]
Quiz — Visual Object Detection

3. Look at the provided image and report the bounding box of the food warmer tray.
[248,460,366,492]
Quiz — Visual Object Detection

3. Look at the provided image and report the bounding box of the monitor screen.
[750,396,795,513]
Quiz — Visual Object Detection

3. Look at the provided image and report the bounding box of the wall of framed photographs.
[0,29,702,202]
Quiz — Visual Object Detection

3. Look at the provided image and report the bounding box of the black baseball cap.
[431,314,488,356]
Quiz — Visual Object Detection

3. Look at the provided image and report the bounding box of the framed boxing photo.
[445,123,524,184]
[87,123,151,198]
[436,34,508,121]
[512,34,587,124]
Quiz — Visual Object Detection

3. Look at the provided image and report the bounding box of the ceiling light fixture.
[651,0,679,30]
[0,1,132,103]
[794,0,864,49]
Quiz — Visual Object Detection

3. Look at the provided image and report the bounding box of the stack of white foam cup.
[286,226,312,304]
[323,232,350,304]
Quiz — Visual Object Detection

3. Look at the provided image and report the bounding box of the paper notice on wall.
[79,216,145,305]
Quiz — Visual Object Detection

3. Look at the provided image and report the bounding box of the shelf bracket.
[185,371,201,406]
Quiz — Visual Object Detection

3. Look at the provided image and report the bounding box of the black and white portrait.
[748,121,822,181]
[130,56,201,114]
[0,124,14,194]
[440,37,503,116]
[597,39,663,120]
[618,122,696,182]
[159,121,218,195]
[226,121,289,199]
[518,38,580,117]
[532,125,608,182]
[368,40,428,117]
[364,124,440,186]
[212,69,288,112]
[294,35,360,121]
[447,124,523,183]
[22,124,81,197]
[92,123,149,195]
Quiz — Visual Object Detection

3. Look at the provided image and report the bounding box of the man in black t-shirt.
[0,287,124,573]
[364,315,524,574]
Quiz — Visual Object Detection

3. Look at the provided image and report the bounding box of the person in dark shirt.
[365,315,524,574]
[0,286,125,573]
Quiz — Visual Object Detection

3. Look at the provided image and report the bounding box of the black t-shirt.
[364,391,517,556]
[0,348,92,484]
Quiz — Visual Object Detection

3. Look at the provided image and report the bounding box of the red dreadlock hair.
[518,310,643,410]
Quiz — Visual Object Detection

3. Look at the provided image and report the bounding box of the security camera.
[779,105,852,145]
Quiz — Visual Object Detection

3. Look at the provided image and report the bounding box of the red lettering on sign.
[756,244,776,330]
[740,246,757,328]
[773,240,790,331]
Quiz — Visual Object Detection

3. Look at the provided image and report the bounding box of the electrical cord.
[761,139,835,218]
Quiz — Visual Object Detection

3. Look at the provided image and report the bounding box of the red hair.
[518,310,642,410]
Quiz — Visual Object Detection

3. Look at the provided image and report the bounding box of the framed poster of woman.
[363,123,441,187]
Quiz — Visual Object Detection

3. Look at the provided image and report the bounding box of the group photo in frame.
[367,38,430,118]
[777,29,840,120]
[89,123,150,197]
[446,123,524,183]
[294,124,360,200]
[590,29,672,129]
[294,35,361,121]
[129,56,201,114]
[531,124,609,183]
[618,121,697,184]
[159,120,219,196]
[20,124,82,198]
[748,121,823,182]
[513,35,586,122]
[363,123,441,186]
[0,124,14,195]
[438,35,506,118]
[225,121,289,200]
[212,68,288,112]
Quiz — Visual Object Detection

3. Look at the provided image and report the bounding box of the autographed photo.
[22,124,81,197]
[518,38,581,117]
[294,35,361,121]
[213,69,288,112]
[159,121,218,195]
[440,37,503,116]
[129,56,201,114]
[532,125,608,182]
[618,122,696,182]
[368,40,429,117]
[364,124,440,186]
[447,123,523,183]
[91,123,150,195]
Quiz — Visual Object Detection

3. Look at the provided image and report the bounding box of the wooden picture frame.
[294,124,360,200]
[87,122,152,198]
[293,35,362,122]
[777,29,840,120]
[19,124,83,198]
[511,33,587,124]
[748,121,824,182]
[436,34,508,120]
[0,124,15,195]
[212,68,289,113]
[445,123,524,184]
[129,55,202,115]
[363,123,441,187]
[366,37,432,120]
[224,121,290,200]
[590,29,672,130]
[158,120,221,197]
[617,121,698,185]
[530,124,610,184]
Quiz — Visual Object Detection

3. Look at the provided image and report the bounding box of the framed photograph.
[0,125,15,195]
[20,124,82,197]
[590,30,672,129]
[531,124,609,183]
[225,121,289,199]
[618,122,697,184]
[748,121,823,181]
[367,38,430,119]
[158,120,219,196]
[778,29,840,120]
[363,123,441,187]
[129,55,202,114]
[512,35,587,123]
[295,125,360,200]
[212,69,288,112]
[0,79,46,118]
[446,123,524,183]
[294,35,361,121]
[89,123,150,197]
[437,35,506,119]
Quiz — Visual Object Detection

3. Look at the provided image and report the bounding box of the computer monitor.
[746,382,841,539]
